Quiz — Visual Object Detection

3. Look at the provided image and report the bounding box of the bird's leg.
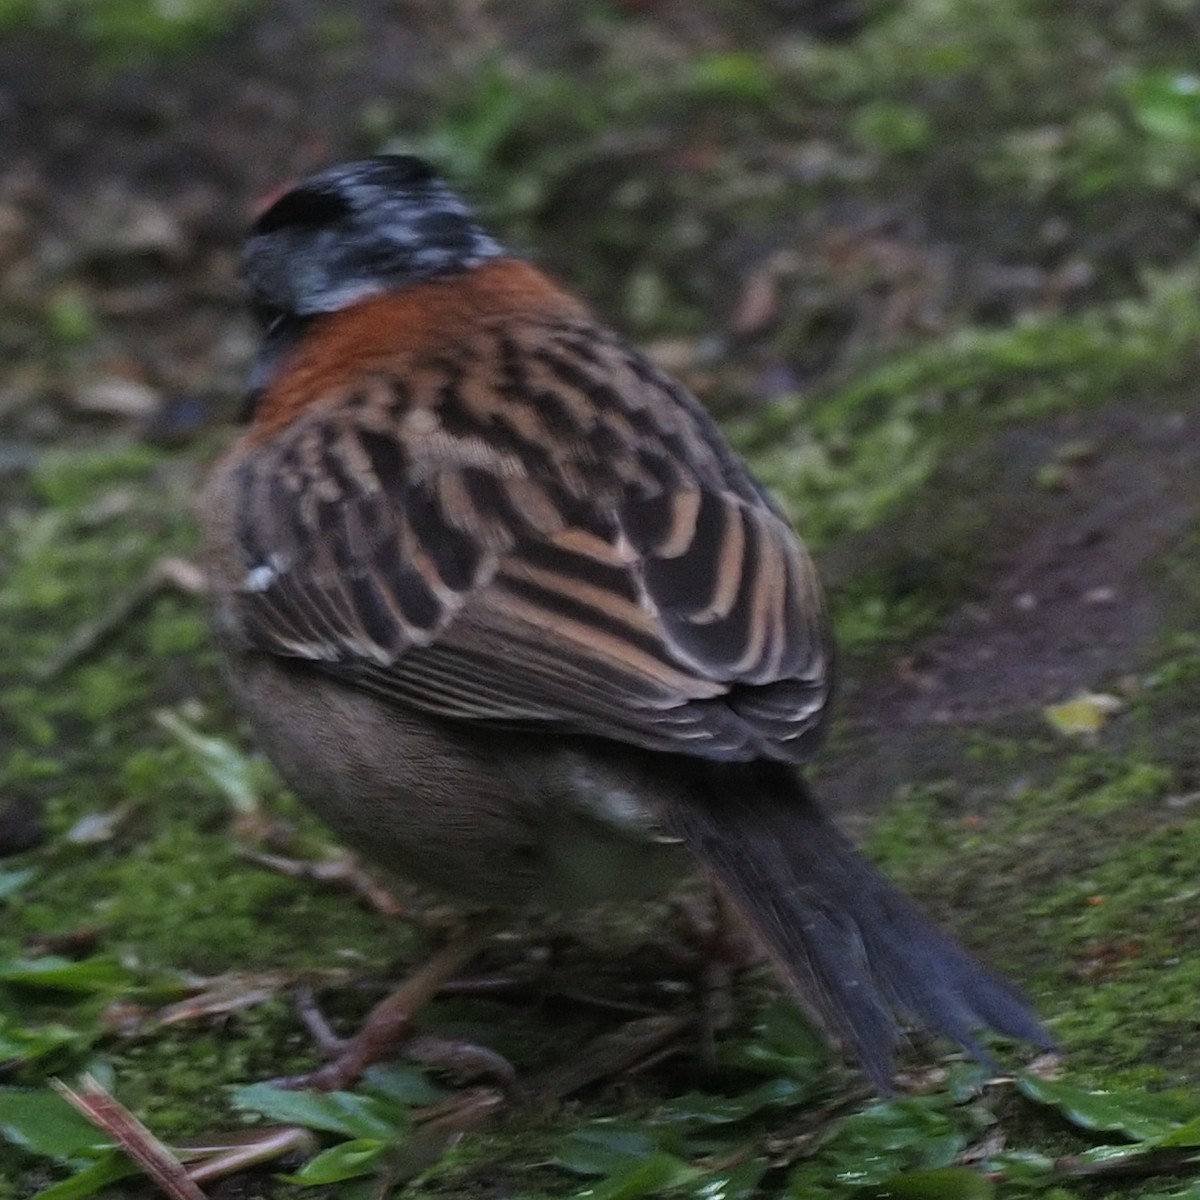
[273,921,510,1092]
[668,888,765,1066]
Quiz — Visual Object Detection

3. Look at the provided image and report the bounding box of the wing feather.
[219,315,833,763]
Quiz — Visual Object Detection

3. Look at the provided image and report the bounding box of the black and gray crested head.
[242,155,505,321]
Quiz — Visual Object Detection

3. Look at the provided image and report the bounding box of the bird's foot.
[271,923,508,1092]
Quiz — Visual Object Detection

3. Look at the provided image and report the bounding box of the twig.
[238,847,411,918]
[178,1127,317,1185]
[526,1012,694,1108]
[1050,1145,1200,1182]
[35,556,205,681]
[52,1075,207,1200]
[403,1013,693,1144]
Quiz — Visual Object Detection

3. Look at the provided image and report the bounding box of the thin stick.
[181,1127,317,1185]
[35,557,205,682]
[52,1075,207,1200]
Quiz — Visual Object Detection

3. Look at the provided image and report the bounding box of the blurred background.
[1,2,1199,1197]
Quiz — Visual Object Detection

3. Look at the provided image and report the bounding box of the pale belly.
[222,651,690,910]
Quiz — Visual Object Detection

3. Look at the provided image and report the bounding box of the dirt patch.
[820,399,1200,816]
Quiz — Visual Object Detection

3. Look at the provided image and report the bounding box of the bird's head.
[239,156,503,406]
[242,155,503,326]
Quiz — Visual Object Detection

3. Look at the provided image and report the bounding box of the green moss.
[740,256,1200,549]
[0,0,256,59]
[867,659,1200,1092]
[8,422,1200,1198]
[0,443,429,1189]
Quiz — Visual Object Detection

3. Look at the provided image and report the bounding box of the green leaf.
[853,100,932,155]
[0,1089,112,1157]
[1157,1113,1200,1148]
[155,710,261,816]
[557,1126,664,1176]
[718,1000,828,1086]
[0,1018,82,1065]
[361,1063,447,1106]
[1122,69,1200,145]
[0,957,130,994]
[31,1152,137,1200]
[693,1157,769,1200]
[228,1083,402,1139]
[656,1077,811,1128]
[860,1166,994,1198]
[684,52,773,102]
[0,865,36,900]
[1074,1144,1151,1167]
[1160,1184,1200,1200]
[984,1148,1053,1181]
[279,1137,386,1185]
[574,1152,697,1200]
[1018,1076,1182,1141]
[822,1098,965,1188]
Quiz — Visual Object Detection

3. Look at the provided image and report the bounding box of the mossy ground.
[1,2,1199,1197]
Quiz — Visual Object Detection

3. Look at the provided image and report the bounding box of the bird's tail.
[660,763,1053,1090]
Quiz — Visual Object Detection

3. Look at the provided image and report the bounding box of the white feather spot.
[241,553,290,593]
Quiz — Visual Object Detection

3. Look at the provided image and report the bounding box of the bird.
[201,154,1052,1093]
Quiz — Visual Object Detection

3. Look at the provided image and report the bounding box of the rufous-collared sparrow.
[202,155,1051,1092]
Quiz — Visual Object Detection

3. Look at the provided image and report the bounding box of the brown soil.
[821,399,1200,818]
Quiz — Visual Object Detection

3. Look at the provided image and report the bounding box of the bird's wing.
[221,315,831,763]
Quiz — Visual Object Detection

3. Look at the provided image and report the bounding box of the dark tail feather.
[661,764,1054,1091]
